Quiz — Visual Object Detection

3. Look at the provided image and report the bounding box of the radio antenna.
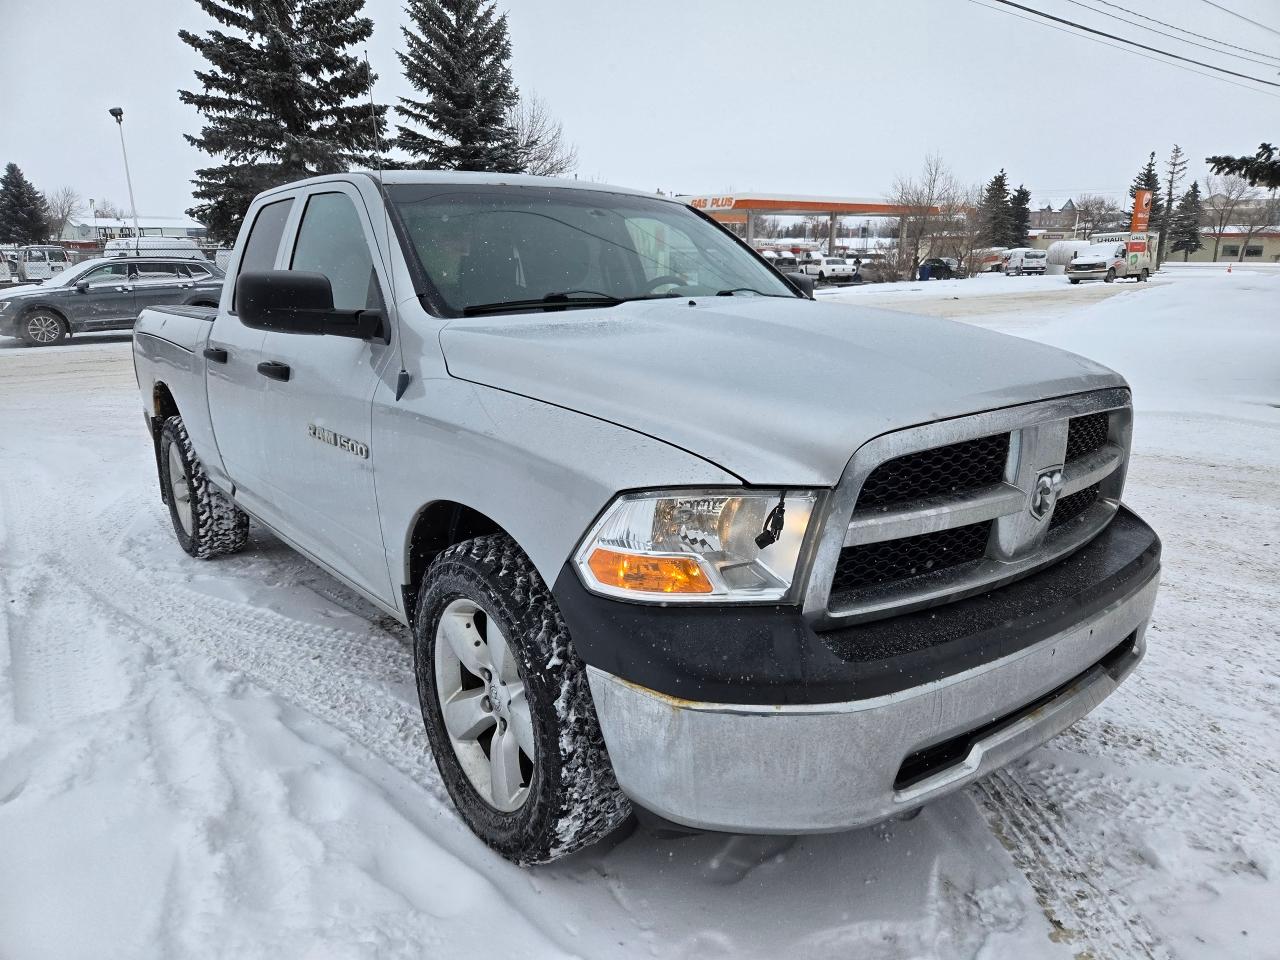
[366,50,410,401]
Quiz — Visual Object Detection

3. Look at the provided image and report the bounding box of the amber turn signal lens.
[586,547,712,594]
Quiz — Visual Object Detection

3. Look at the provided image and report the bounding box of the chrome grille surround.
[801,388,1132,627]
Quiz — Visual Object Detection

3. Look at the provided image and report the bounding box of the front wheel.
[414,535,631,863]
[158,415,250,559]
[1105,268,1116,283]
[1069,278,1081,284]
[20,310,67,346]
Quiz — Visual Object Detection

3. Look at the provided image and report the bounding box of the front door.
[76,261,137,328]
[205,196,295,514]
[257,185,396,603]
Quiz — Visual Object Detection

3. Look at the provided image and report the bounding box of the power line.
[964,0,1280,98]
[1197,0,1280,40]
[1089,0,1280,62]
[1062,0,1280,68]
[975,0,1280,88]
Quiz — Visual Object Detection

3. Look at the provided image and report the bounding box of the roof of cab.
[255,170,677,204]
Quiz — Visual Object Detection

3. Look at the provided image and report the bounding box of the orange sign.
[1130,189,1153,233]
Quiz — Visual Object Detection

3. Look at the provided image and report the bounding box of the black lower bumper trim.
[552,506,1160,705]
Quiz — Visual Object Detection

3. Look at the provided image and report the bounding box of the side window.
[290,192,381,311]
[136,262,185,281]
[233,198,294,310]
[83,263,130,284]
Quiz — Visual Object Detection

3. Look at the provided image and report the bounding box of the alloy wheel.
[434,597,536,812]
[167,443,194,535]
[26,314,62,344]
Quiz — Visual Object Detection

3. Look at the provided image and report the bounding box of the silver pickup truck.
[132,172,1161,864]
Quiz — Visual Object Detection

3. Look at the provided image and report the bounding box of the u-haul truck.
[1065,231,1155,283]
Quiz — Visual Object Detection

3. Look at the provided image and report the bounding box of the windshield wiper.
[716,287,791,298]
[462,290,679,316]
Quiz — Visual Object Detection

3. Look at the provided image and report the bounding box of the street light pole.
[108,107,141,244]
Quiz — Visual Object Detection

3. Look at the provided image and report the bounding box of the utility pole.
[108,107,141,243]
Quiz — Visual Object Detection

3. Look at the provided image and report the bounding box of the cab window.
[82,263,132,284]
[233,198,294,311]
[289,192,381,311]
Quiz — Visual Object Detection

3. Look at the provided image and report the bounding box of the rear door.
[205,196,295,513]
[131,260,192,316]
[256,185,396,602]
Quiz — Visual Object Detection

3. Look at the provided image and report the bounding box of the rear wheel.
[414,534,631,863]
[158,415,250,559]
[1139,268,1149,282]
[20,310,67,346]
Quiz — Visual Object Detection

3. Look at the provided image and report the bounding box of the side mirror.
[235,270,382,339]
[75,280,90,293]
[785,272,816,299]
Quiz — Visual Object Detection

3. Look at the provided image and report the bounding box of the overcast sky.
[2,0,1277,220]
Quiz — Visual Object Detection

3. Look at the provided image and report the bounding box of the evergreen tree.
[1207,142,1279,189]
[979,169,1011,248]
[1128,151,1164,234]
[395,0,521,171]
[1158,144,1187,262]
[1170,182,1205,261]
[179,0,389,244]
[1008,185,1031,247]
[0,163,49,244]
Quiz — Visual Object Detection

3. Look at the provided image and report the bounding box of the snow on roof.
[70,214,206,230]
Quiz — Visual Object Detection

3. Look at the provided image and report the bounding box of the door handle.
[203,346,228,364]
[257,360,291,382]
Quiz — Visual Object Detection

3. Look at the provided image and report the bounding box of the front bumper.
[588,568,1156,833]
[1068,267,1108,280]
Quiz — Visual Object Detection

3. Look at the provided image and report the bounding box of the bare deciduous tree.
[1201,175,1257,261]
[890,152,961,277]
[45,186,83,239]
[1071,194,1123,237]
[95,199,126,220]
[1233,189,1278,262]
[507,93,578,178]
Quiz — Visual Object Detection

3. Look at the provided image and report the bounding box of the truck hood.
[438,297,1126,485]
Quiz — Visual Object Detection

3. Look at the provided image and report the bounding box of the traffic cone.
[1227,263,1232,273]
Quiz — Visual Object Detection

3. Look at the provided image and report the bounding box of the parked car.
[772,254,800,272]
[12,244,72,282]
[1004,248,1048,275]
[0,254,16,287]
[801,256,856,283]
[855,257,900,282]
[0,256,224,345]
[131,171,1159,864]
[976,247,1010,272]
[918,257,963,280]
[1066,238,1152,284]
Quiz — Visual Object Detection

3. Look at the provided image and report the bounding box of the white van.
[14,245,72,282]
[1003,248,1048,275]
[105,236,206,260]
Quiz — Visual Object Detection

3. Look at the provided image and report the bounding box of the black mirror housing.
[785,272,816,299]
[75,280,90,293]
[235,270,382,339]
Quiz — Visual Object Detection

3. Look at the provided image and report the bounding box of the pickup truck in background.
[800,255,857,283]
[132,172,1161,864]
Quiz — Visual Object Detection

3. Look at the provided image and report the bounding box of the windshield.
[388,184,795,315]
[1083,244,1121,259]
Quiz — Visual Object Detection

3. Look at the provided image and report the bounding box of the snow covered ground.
[1,266,1277,959]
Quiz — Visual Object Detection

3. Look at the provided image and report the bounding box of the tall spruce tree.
[179,0,388,244]
[979,169,1012,248]
[1128,151,1164,235]
[1170,182,1205,261]
[0,163,49,244]
[1158,144,1187,263]
[395,0,522,171]
[1008,185,1031,248]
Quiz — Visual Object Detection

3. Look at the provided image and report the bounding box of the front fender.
[374,377,740,598]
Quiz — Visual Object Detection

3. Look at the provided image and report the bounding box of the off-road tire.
[1105,268,1116,283]
[159,415,250,559]
[19,309,67,346]
[414,534,631,864]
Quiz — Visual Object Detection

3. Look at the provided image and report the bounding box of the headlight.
[574,489,817,602]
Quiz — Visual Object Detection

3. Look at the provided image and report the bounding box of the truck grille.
[858,433,1009,508]
[811,390,1132,625]
[831,521,991,593]
[1065,412,1109,462]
